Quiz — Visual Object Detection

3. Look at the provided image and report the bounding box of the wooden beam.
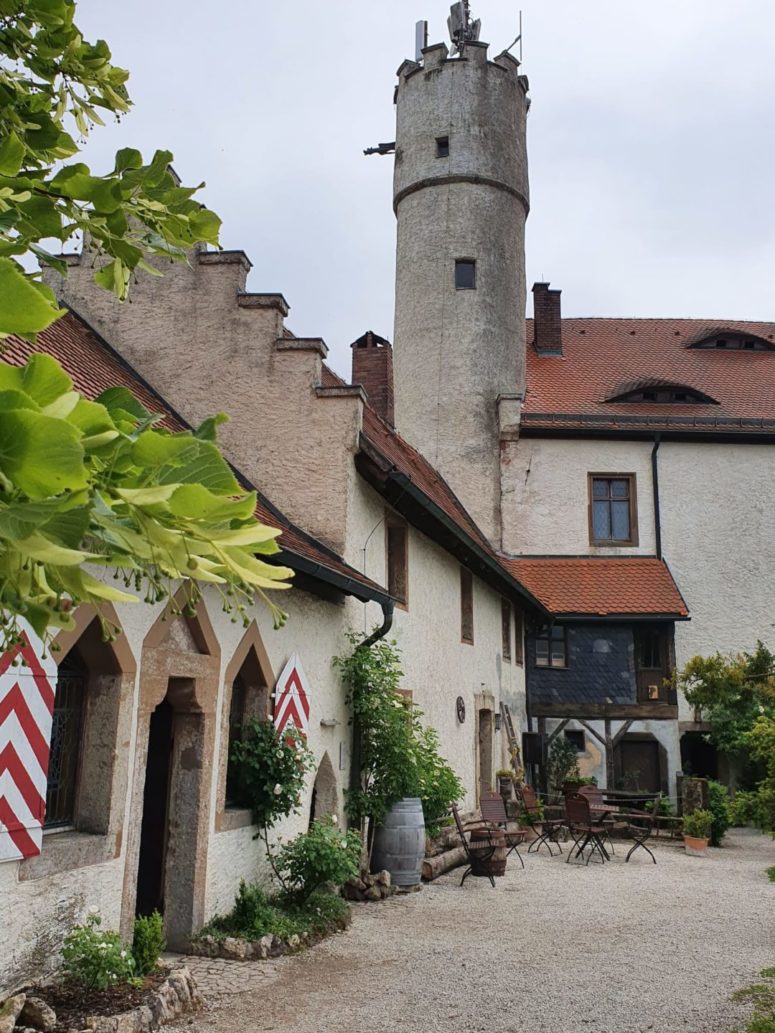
[531,703,678,720]
[612,719,634,747]
[546,718,569,745]
[577,719,606,748]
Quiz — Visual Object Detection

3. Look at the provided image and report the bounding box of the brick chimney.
[351,330,395,426]
[532,282,563,355]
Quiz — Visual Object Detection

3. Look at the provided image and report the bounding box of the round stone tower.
[392,35,530,543]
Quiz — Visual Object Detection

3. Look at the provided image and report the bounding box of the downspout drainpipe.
[349,599,395,802]
[651,435,662,560]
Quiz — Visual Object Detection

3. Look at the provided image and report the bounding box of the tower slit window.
[435,136,449,158]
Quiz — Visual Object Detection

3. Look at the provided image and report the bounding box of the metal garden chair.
[479,790,525,868]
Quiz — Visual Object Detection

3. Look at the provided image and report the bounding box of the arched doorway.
[124,594,221,948]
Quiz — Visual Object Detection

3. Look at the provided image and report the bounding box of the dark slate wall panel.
[527,624,637,707]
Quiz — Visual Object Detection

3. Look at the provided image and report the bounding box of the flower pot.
[683,834,709,856]
[497,776,513,802]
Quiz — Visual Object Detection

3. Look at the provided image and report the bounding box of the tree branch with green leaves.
[0,0,293,645]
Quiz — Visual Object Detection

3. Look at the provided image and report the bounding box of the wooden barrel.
[371,797,426,886]
[468,827,507,877]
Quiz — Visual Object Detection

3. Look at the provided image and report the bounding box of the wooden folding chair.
[479,791,525,868]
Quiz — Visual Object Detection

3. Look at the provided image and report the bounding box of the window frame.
[44,654,87,830]
[454,259,476,290]
[513,607,524,666]
[501,598,511,663]
[386,516,409,608]
[564,729,586,753]
[460,567,474,645]
[435,135,449,158]
[535,624,567,669]
[588,472,639,547]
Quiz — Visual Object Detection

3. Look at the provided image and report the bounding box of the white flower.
[98,942,108,950]
[273,783,283,796]
[88,905,100,916]
[120,950,127,958]
[331,815,338,825]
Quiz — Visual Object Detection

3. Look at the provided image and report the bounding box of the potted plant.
[496,768,514,801]
[682,808,712,855]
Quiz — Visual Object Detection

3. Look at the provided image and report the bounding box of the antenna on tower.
[415,19,428,61]
[504,10,523,63]
[448,1,481,55]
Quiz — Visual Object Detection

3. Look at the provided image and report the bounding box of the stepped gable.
[523,317,775,433]
[5,312,389,604]
[501,555,689,619]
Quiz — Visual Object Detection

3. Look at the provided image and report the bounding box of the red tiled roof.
[500,556,689,618]
[360,406,492,555]
[4,312,389,603]
[523,318,775,433]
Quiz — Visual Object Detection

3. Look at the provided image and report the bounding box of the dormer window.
[689,332,774,351]
[606,381,718,405]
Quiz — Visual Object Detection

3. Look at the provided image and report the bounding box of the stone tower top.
[390,24,531,545]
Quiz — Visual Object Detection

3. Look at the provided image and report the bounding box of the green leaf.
[131,430,193,468]
[18,352,73,405]
[169,484,257,522]
[114,147,142,173]
[194,412,228,441]
[0,499,66,540]
[97,386,154,422]
[0,258,65,335]
[0,131,25,176]
[0,408,87,497]
[157,440,240,494]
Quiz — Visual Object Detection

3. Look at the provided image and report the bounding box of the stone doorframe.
[119,593,221,948]
[474,690,496,804]
[215,620,275,833]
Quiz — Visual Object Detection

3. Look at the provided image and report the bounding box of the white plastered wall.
[347,477,527,810]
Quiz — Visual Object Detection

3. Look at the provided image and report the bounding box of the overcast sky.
[73,1,775,378]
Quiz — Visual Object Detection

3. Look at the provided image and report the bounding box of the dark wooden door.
[617,738,660,793]
[634,629,669,702]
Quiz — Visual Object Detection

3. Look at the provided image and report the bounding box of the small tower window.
[455,260,476,290]
[436,136,449,158]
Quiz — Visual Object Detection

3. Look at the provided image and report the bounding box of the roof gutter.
[386,471,550,618]
[275,551,391,606]
[549,612,690,623]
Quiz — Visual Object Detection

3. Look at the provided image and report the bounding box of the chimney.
[351,330,395,426]
[532,282,563,355]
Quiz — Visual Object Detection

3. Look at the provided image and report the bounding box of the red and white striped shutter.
[273,654,311,737]
[0,623,57,862]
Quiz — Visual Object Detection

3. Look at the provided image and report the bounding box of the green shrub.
[229,720,314,829]
[646,796,675,817]
[766,866,775,883]
[415,725,465,835]
[334,635,463,834]
[683,809,712,840]
[200,883,349,942]
[707,780,731,846]
[132,911,166,977]
[276,816,361,899]
[62,913,135,990]
[547,736,580,797]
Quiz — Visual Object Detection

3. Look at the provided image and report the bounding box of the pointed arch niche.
[216,621,275,833]
[309,752,338,826]
[121,590,221,948]
[19,603,137,881]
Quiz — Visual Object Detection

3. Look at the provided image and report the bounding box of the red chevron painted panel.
[0,624,57,862]
[273,654,311,737]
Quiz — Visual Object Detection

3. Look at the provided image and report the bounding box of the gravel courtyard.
[174,830,774,1033]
